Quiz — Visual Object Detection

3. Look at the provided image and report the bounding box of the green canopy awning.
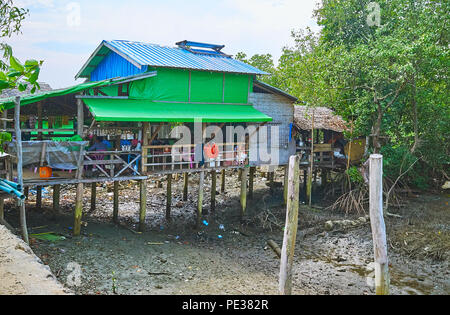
[0,80,114,110]
[82,98,273,123]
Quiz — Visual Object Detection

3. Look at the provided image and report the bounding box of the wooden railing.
[83,151,142,178]
[142,142,249,173]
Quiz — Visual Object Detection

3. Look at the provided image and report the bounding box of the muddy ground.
[2,169,449,295]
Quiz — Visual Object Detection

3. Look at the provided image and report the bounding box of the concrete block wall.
[249,92,295,166]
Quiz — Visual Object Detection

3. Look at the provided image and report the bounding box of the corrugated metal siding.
[90,50,148,81]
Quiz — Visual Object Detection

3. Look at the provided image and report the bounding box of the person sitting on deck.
[88,136,108,152]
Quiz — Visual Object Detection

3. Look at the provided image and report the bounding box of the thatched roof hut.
[294,106,348,133]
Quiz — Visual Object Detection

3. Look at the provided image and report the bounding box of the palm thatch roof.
[0,82,52,99]
[294,106,348,132]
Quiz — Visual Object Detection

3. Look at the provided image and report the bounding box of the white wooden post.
[279,155,300,295]
[369,154,389,295]
[15,96,29,244]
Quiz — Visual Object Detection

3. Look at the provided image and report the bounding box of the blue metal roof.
[76,40,270,79]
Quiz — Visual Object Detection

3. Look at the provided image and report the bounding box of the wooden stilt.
[73,98,86,237]
[15,96,28,244]
[269,171,274,195]
[249,167,255,200]
[36,186,42,209]
[24,187,29,200]
[221,169,225,193]
[240,167,249,218]
[73,183,84,236]
[238,168,242,181]
[183,173,189,201]
[279,155,300,295]
[197,171,204,229]
[113,181,119,223]
[306,167,313,206]
[139,179,147,232]
[211,170,216,213]
[166,174,172,222]
[90,183,96,212]
[53,184,61,213]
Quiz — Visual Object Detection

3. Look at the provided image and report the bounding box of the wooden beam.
[279,155,300,295]
[369,154,390,295]
[141,122,150,174]
[77,98,84,137]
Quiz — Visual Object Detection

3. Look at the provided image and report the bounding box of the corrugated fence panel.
[90,51,147,81]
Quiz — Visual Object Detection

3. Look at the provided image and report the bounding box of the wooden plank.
[279,155,300,295]
[369,154,390,295]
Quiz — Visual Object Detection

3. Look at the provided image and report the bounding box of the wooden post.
[211,170,216,213]
[269,171,275,195]
[279,155,300,295]
[36,186,42,209]
[166,174,172,222]
[221,169,225,193]
[139,179,147,232]
[113,181,119,223]
[283,165,289,205]
[183,173,189,201]
[15,96,28,244]
[73,99,85,237]
[240,167,249,218]
[308,110,315,206]
[249,167,255,200]
[90,183,96,212]
[77,98,84,137]
[369,154,390,295]
[141,122,150,174]
[53,184,61,213]
[197,171,205,229]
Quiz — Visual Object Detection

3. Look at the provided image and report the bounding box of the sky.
[6,0,320,88]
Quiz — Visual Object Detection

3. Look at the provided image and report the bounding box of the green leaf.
[28,68,40,84]
[25,59,39,68]
[10,56,24,72]
[7,69,22,78]
[18,83,27,91]
[0,80,11,90]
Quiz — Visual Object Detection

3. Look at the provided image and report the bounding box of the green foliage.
[346,166,364,184]
[237,0,448,188]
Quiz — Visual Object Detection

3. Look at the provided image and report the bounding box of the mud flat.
[1,171,448,295]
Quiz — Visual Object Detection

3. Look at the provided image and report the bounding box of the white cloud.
[4,0,319,88]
